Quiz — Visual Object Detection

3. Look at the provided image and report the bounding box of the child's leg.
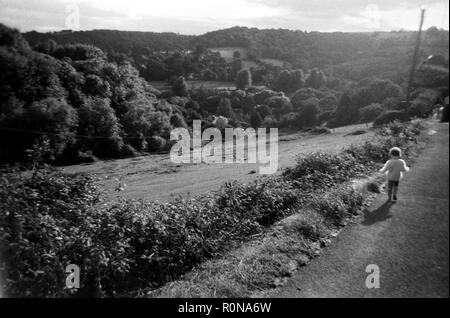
[392,182,399,200]
[387,181,393,201]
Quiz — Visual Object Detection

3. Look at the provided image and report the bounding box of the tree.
[77,97,123,157]
[233,50,241,59]
[250,111,262,128]
[236,69,252,90]
[264,96,293,115]
[352,79,403,107]
[143,58,168,81]
[329,92,360,127]
[359,103,384,124]
[84,74,111,98]
[185,100,200,111]
[217,98,233,118]
[0,23,31,53]
[172,76,189,97]
[272,69,305,93]
[25,98,78,159]
[229,59,243,80]
[319,94,338,112]
[291,88,325,111]
[35,39,58,55]
[255,104,271,118]
[170,113,187,128]
[297,102,319,128]
[274,70,292,92]
[306,68,327,89]
[53,44,107,61]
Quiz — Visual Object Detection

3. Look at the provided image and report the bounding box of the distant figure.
[379,147,410,203]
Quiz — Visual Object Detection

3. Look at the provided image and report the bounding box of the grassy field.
[150,80,239,91]
[209,47,248,61]
[260,58,291,68]
[63,123,374,202]
[150,80,266,91]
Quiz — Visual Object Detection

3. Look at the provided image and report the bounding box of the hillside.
[24,29,194,53]
[24,26,449,82]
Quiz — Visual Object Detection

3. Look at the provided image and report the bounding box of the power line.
[0,126,168,140]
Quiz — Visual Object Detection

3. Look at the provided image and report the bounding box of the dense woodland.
[24,26,449,82]
[0,24,448,165]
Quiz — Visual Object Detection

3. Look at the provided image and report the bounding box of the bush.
[147,136,167,152]
[283,152,368,192]
[0,169,299,297]
[308,186,365,225]
[0,169,110,297]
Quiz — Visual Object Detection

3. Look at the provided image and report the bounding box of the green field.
[260,58,291,68]
[150,80,238,91]
[63,123,374,203]
[209,46,248,61]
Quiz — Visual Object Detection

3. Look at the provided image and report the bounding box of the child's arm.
[401,159,410,172]
[379,160,390,174]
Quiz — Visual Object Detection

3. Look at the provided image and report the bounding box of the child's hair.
[389,147,402,157]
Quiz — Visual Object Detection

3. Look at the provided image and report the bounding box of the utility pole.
[406,7,426,103]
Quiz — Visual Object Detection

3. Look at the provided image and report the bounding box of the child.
[379,147,410,202]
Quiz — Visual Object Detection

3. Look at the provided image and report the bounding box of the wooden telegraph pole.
[406,7,426,103]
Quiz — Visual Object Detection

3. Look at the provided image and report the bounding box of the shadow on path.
[362,201,393,226]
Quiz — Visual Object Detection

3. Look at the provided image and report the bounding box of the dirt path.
[272,121,449,298]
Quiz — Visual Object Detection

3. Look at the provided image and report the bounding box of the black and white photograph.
[0,0,448,304]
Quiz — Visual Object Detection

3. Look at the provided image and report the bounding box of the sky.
[0,0,448,34]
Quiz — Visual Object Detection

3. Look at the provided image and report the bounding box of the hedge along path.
[144,120,425,297]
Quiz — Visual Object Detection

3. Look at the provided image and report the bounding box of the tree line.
[1,23,448,166]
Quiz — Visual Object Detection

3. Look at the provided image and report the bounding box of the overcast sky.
[0,0,448,34]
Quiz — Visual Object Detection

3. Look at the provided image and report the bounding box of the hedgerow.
[0,121,422,297]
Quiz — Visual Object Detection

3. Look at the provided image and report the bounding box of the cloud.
[339,1,449,31]
[0,0,448,33]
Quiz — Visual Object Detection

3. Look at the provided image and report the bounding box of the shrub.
[307,190,348,225]
[0,170,299,297]
[147,136,167,152]
[308,186,365,225]
[0,169,111,297]
[283,152,368,192]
